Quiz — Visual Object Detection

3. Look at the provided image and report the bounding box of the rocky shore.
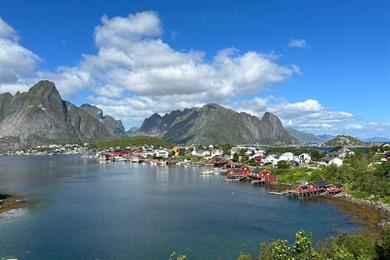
[312,193,390,236]
[0,193,28,214]
[339,195,390,228]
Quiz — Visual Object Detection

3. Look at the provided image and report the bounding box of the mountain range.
[133,103,295,144]
[0,80,125,150]
[286,128,334,144]
[0,80,386,149]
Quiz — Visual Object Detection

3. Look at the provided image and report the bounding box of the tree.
[237,252,252,260]
[375,227,390,259]
[277,161,290,169]
[233,152,239,162]
[291,231,316,259]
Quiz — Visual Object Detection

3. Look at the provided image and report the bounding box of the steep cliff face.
[0,80,113,148]
[138,103,294,144]
[79,104,126,137]
[0,92,13,122]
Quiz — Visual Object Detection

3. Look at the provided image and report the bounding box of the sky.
[0,0,389,138]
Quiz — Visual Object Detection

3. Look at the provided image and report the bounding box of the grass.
[350,191,370,200]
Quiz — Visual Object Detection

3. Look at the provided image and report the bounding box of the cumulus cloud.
[42,11,298,98]
[235,97,355,131]
[0,17,40,93]
[288,38,308,48]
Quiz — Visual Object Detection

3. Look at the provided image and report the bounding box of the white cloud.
[0,18,17,40]
[45,11,298,98]
[288,38,308,48]
[235,97,355,132]
[0,18,40,93]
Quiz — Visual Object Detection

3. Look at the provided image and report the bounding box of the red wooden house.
[248,168,278,183]
[325,183,343,194]
[240,165,251,176]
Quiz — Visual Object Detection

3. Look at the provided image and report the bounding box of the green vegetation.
[256,229,388,260]
[169,251,187,260]
[96,135,172,149]
[272,151,390,203]
[170,229,390,259]
[323,135,363,147]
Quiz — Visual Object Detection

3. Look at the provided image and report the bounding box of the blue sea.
[0,156,360,259]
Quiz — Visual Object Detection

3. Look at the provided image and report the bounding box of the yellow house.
[171,146,180,156]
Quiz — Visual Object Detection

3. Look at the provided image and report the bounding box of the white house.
[299,153,312,164]
[329,157,343,167]
[211,149,223,158]
[264,154,278,165]
[192,149,210,157]
[155,150,169,158]
[279,152,294,162]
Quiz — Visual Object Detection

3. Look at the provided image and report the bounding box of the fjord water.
[0,156,359,259]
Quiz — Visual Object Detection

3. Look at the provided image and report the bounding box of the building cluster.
[1,143,90,156]
[97,145,171,163]
[318,146,355,167]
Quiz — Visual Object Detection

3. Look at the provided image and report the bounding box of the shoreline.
[0,194,29,214]
[261,182,389,236]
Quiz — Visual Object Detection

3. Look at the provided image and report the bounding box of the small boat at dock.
[225,178,240,182]
[268,191,284,195]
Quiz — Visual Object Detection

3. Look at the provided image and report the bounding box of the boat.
[200,170,212,176]
[225,178,240,182]
[131,157,140,163]
[212,168,223,175]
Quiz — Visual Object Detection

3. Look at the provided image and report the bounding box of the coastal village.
[2,141,389,201]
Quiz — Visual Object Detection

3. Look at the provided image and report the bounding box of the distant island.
[323,135,364,146]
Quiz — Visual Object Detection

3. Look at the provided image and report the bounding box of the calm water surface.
[0,156,360,259]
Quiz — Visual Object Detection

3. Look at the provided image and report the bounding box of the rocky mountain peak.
[262,111,279,121]
[138,104,294,144]
[202,103,223,110]
[79,103,126,137]
[0,80,122,150]
[80,104,104,119]
[29,80,59,97]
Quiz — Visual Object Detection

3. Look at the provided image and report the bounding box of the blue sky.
[0,0,389,138]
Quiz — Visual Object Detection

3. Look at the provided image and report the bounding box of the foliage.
[233,152,239,162]
[270,150,390,203]
[221,144,233,155]
[257,231,316,260]
[237,252,252,260]
[276,161,290,169]
[256,229,389,260]
[375,227,390,260]
[169,251,187,260]
[96,136,172,149]
[316,232,376,259]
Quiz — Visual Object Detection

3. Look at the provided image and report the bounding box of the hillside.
[323,135,363,146]
[137,103,295,144]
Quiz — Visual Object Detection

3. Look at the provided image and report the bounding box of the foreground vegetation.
[169,229,390,260]
[237,228,390,260]
[95,136,172,149]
